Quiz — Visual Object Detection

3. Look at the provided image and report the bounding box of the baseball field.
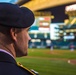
[16,48,76,75]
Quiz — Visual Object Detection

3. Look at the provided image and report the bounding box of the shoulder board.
[17,62,36,75]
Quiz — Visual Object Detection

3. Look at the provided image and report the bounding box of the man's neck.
[0,42,16,58]
[0,49,14,59]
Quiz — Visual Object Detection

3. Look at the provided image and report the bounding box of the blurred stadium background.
[1,0,76,49]
[0,0,76,75]
[16,0,76,50]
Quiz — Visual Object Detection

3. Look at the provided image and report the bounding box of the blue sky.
[0,0,18,3]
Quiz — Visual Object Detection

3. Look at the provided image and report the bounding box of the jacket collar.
[0,51,16,64]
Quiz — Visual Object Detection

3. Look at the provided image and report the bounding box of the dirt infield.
[68,59,76,65]
[26,56,76,65]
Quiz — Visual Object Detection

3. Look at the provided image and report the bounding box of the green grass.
[16,48,76,75]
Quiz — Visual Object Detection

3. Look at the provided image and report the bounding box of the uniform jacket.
[0,51,36,75]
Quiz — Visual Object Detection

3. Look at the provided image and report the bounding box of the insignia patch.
[17,62,39,75]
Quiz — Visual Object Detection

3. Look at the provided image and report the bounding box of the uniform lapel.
[0,51,16,64]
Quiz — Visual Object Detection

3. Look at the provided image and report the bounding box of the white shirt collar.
[0,49,14,59]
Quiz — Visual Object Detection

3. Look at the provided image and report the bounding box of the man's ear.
[10,28,17,41]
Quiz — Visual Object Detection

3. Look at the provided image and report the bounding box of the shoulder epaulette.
[17,62,38,75]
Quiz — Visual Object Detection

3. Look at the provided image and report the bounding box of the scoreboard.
[29,11,51,33]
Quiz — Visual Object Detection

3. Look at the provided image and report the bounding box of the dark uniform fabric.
[0,51,36,75]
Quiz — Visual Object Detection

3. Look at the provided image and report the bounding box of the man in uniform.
[0,2,38,75]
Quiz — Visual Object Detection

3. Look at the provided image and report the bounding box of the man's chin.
[16,52,28,57]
